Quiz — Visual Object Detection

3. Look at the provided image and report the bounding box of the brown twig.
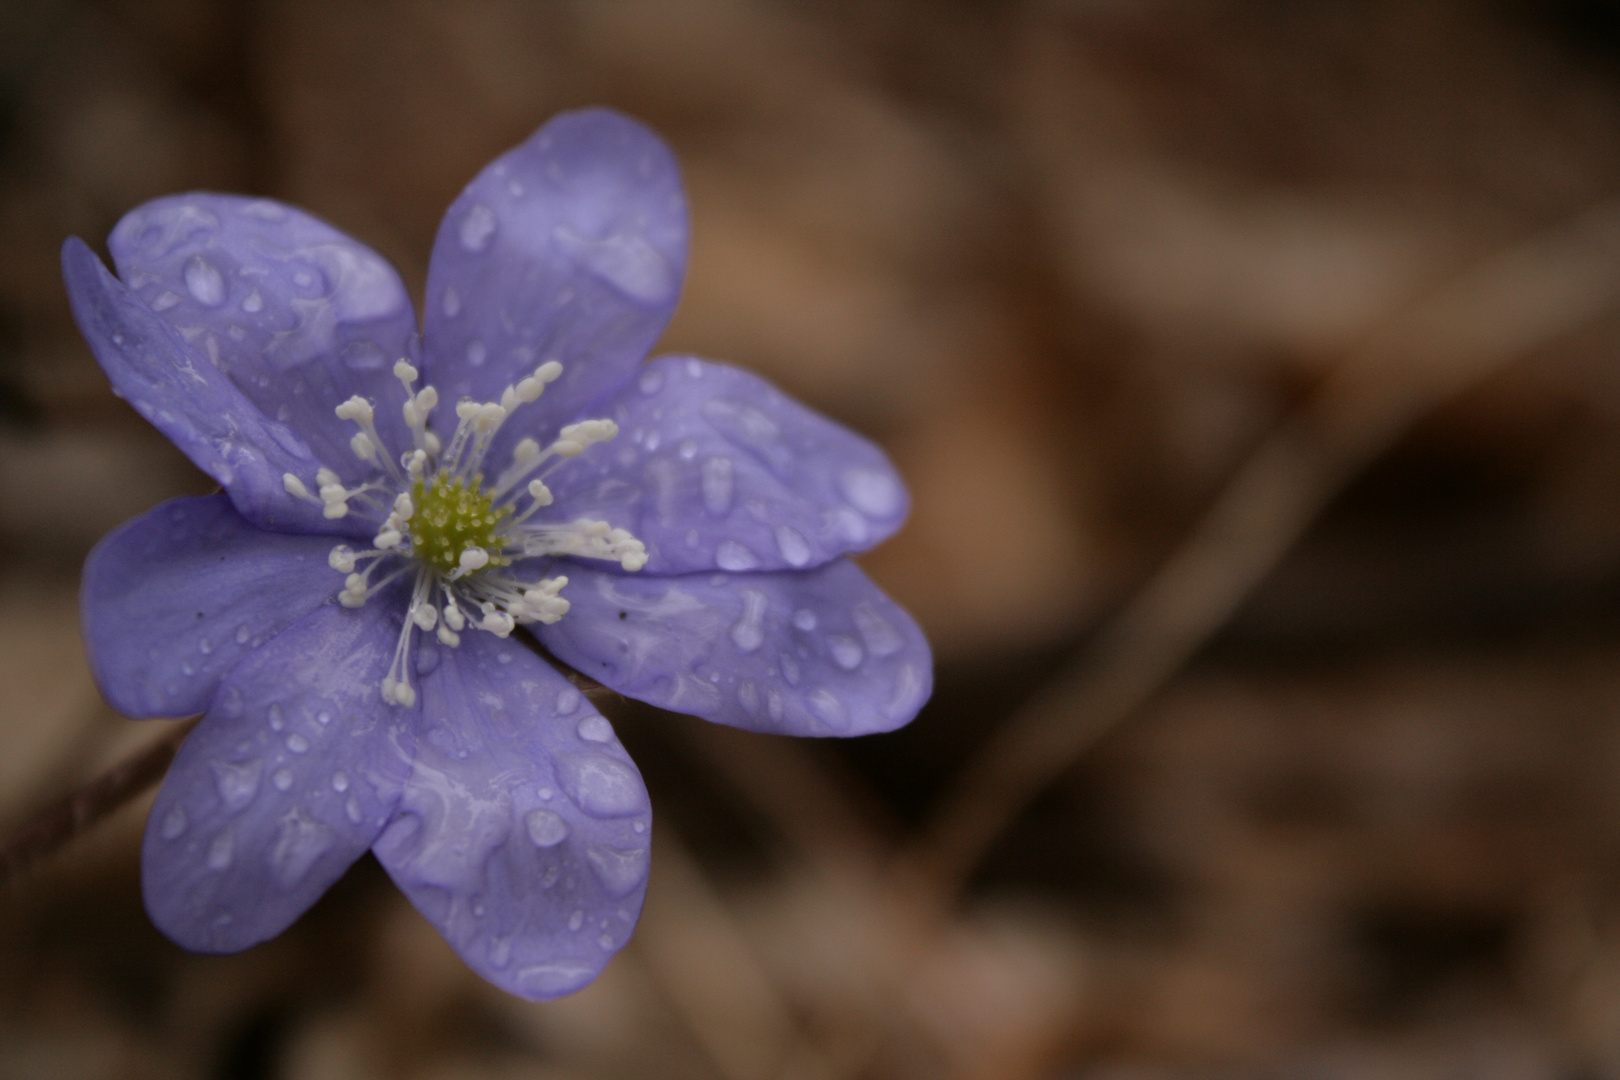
[0,716,200,888]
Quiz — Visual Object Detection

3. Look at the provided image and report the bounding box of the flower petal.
[81,495,342,718]
[546,356,910,574]
[536,559,932,736]
[372,632,651,1001]
[106,194,420,475]
[421,108,687,446]
[142,603,414,953]
[62,238,352,536]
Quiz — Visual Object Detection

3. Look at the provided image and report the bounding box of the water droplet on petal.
[555,753,645,818]
[316,711,332,726]
[212,759,262,811]
[241,289,263,313]
[568,909,584,932]
[160,807,188,840]
[331,772,348,792]
[183,256,225,306]
[268,704,284,731]
[599,933,615,950]
[729,588,768,653]
[525,808,569,848]
[854,603,905,657]
[738,681,761,715]
[465,339,486,367]
[517,960,594,996]
[442,286,461,317]
[774,525,811,567]
[577,715,613,743]
[150,291,181,312]
[286,733,309,754]
[888,663,927,719]
[701,456,734,515]
[269,807,333,888]
[639,368,664,395]
[792,609,817,632]
[346,796,363,824]
[489,937,513,969]
[779,655,801,686]
[556,688,581,715]
[840,467,902,518]
[198,637,213,655]
[586,844,649,898]
[458,203,498,252]
[810,688,846,728]
[829,636,864,670]
[234,625,251,646]
[272,768,294,791]
[206,830,234,870]
[716,540,757,572]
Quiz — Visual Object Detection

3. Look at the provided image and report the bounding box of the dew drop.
[767,688,785,722]
[234,624,251,645]
[458,203,498,252]
[737,681,761,715]
[183,256,225,306]
[556,753,645,818]
[465,339,487,367]
[686,358,703,378]
[473,900,486,918]
[241,289,263,313]
[268,704,284,731]
[701,456,734,515]
[716,540,758,572]
[272,768,294,792]
[489,937,513,969]
[840,467,902,518]
[792,609,817,631]
[524,807,569,848]
[517,960,594,997]
[538,786,554,800]
[774,525,811,567]
[556,688,581,715]
[286,733,310,754]
[207,830,234,871]
[316,711,332,726]
[568,909,584,932]
[633,820,647,834]
[160,806,188,840]
[810,688,847,728]
[678,438,698,461]
[150,290,181,312]
[331,772,349,792]
[829,636,864,670]
[346,796,363,824]
[639,368,664,395]
[577,715,613,743]
[644,429,661,451]
[729,588,768,653]
[269,808,334,888]
[442,286,461,317]
[599,933,615,950]
[586,845,649,898]
[854,603,904,657]
[779,655,801,686]
[198,637,213,655]
[212,759,262,811]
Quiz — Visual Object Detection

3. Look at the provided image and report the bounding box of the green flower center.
[410,473,510,575]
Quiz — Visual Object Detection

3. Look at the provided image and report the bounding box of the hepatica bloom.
[63,109,931,1000]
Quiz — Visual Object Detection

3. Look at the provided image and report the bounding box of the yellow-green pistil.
[411,473,510,575]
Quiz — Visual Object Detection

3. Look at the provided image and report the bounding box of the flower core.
[280,358,648,707]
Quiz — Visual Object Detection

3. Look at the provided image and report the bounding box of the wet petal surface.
[106,194,420,476]
[421,108,686,456]
[142,603,414,953]
[373,632,651,1000]
[547,356,910,574]
[81,495,342,718]
[537,559,932,736]
[62,239,353,535]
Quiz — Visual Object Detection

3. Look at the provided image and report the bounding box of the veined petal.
[545,356,910,574]
[142,603,415,954]
[421,108,686,454]
[107,194,420,476]
[373,632,651,1001]
[81,495,343,718]
[536,559,932,736]
[62,239,357,536]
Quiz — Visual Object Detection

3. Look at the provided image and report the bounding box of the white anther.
[402,400,421,427]
[458,547,490,573]
[382,677,416,707]
[553,418,618,457]
[436,625,461,647]
[513,438,541,463]
[350,431,377,461]
[335,396,374,423]
[316,467,340,487]
[415,387,438,412]
[500,385,520,411]
[412,603,438,630]
[404,449,427,479]
[527,478,553,505]
[374,529,402,550]
[474,403,506,433]
[536,360,563,383]
[456,399,480,421]
[283,473,311,499]
[392,492,415,520]
[442,604,466,631]
[480,610,516,637]
[394,359,418,383]
[328,545,356,573]
[424,431,442,455]
[323,502,350,520]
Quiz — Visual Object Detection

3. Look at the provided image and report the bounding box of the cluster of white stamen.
[279,356,648,705]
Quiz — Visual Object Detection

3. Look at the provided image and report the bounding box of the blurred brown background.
[10,1,1620,1077]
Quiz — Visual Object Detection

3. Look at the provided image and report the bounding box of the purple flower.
[62,109,931,1000]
